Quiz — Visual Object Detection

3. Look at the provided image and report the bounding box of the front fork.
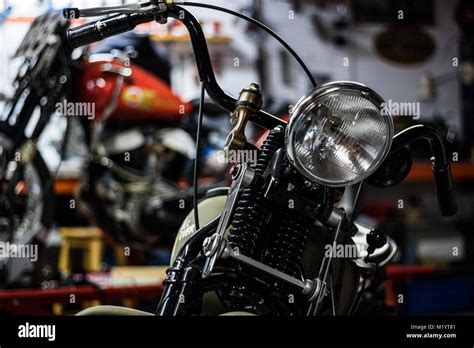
[157,264,201,316]
[155,200,396,316]
[156,217,220,316]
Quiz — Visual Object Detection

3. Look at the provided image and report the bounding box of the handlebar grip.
[432,164,457,216]
[66,13,153,48]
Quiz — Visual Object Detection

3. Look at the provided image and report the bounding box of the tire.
[0,122,54,244]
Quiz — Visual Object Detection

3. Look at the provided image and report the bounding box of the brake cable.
[193,82,206,230]
[178,1,317,88]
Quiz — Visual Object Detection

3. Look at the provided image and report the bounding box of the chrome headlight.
[286,82,394,187]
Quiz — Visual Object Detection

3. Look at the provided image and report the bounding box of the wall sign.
[375,27,436,65]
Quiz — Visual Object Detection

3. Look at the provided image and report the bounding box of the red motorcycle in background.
[0,12,229,286]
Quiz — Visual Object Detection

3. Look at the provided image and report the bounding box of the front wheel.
[0,122,54,285]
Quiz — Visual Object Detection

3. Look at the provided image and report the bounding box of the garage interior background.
[0,0,473,315]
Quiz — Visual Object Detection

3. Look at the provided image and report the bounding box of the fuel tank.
[76,54,191,123]
[171,190,228,264]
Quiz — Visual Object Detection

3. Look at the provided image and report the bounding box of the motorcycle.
[13,0,460,315]
[0,10,230,285]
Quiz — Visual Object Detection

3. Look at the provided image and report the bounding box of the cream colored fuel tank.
[170,191,227,264]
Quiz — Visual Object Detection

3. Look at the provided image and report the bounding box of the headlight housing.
[286,82,394,187]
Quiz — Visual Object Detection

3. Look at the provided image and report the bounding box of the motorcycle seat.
[76,305,154,316]
[76,305,256,316]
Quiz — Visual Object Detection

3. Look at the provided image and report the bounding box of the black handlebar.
[67,12,155,48]
[65,5,286,130]
[389,124,457,217]
[166,6,286,130]
[432,163,457,216]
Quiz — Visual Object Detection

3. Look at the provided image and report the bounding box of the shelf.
[406,162,474,182]
[0,283,163,315]
[54,179,79,196]
[51,162,474,196]
[385,264,436,279]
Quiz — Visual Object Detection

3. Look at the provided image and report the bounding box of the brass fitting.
[224,83,262,152]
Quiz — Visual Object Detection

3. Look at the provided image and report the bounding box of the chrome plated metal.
[351,222,397,269]
[286,81,394,187]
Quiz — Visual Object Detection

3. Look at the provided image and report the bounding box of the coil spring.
[264,211,311,278]
[227,126,285,258]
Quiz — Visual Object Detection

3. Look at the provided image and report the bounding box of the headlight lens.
[286,82,394,187]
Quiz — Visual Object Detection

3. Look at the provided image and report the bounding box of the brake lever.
[63,0,166,19]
